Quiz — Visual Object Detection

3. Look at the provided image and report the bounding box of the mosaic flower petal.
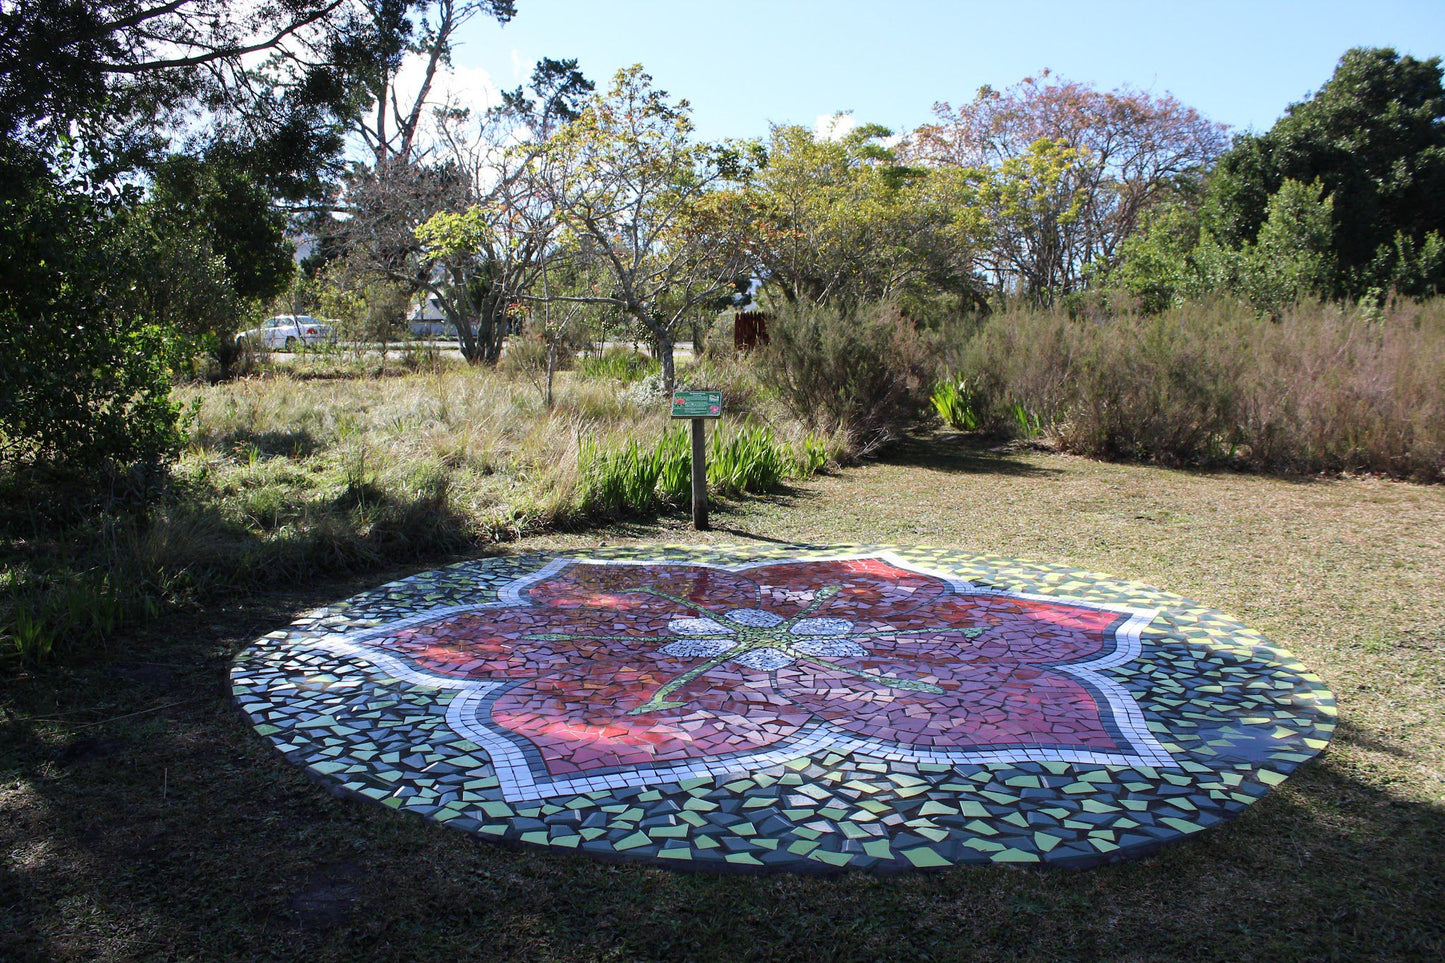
[793,637,868,658]
[726,608,784,628]
[791,617,854,636]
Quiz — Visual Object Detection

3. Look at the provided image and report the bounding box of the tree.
[537,65,753,394]
[357,56,592,363]
[1203,47,1445,298]
[909,71,1226,302]
[115,153,296,376]
[0,1,380,480]
[972,137,1086,304]
[723,120,988,313]
[347,0,516,166]
[1113,179,1337,314]
[0,146,183,478]
[1242,178,1336,309]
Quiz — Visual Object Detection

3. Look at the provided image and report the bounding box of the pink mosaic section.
[361,557,1136,781]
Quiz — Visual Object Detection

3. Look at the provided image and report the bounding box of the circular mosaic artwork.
[231,545,1335,872]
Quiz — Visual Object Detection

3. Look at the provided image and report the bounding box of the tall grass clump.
[758,300,938,457]
[949,298,1445,480]
[578,422,828,517]
[577,347,660,384]
[708,425,788,495]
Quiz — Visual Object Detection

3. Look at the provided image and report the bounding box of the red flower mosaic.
[367,557,1142,782]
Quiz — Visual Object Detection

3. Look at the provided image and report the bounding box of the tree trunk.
[658,331,676,396]
[545,339,556,409]
[477,289,508,364]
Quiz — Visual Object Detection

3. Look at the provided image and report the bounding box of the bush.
[0,150,186,486]
[757,301,939,456]
[947,298,1445,480]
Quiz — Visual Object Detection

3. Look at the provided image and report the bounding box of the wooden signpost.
[670,390,722,530]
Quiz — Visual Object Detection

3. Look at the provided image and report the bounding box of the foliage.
[707,424,790,495]
[972,137,1088,304]
[931,375,984,431]
[0,149,185,481]
[538,65,758,393]
[1114,178,1339,314]
[910,71,1227,302]
[380,54,594,365]
[947,299,1445,479]
[724,120,989,312]
[314,259,412,352]
[1109,199,1204,313]
[579,420,822,517]
[758,300,939,456]
[1201,47,1445,299]
[0,0,416,488]
[118,153,297,373]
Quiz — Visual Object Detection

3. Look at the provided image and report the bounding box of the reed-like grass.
[575,347,660,383]
[579,421,827,517]
[949,298,1445,480]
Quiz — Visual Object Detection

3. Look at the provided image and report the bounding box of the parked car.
[236,315,335,350]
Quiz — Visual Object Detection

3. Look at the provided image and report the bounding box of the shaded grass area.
[3,434,1443,960]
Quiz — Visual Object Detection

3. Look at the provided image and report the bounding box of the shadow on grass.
[210,428,322,459]
[4,602,1442,962]
[883,432,1065,478]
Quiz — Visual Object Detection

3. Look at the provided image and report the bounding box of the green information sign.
[670,390,722,419]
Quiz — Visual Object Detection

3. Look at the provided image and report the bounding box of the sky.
[439,0,1445,142]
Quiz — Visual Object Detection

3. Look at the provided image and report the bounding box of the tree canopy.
[1204,47,1445,298]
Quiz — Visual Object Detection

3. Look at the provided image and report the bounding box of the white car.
[237,315,335,350]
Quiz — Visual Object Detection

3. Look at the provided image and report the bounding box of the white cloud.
[345,52,502,162]
[393,52,500,121]
[814,112,857,141]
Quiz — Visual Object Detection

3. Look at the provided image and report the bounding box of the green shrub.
[758,301,939,456]
[0,150,189,488]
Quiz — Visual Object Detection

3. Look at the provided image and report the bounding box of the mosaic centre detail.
[232,546,1335,872]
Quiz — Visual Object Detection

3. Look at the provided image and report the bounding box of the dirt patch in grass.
[3,434,1442,961]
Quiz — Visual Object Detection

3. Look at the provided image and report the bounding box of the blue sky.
[450,0,1445,141]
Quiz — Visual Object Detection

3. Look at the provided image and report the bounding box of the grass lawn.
[2,433,1442,961]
